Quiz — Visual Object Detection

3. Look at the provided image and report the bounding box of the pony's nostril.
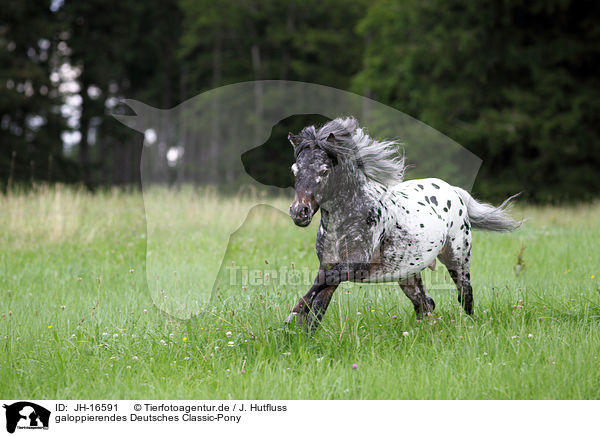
[290,203,310,221]
[299,205,310,217]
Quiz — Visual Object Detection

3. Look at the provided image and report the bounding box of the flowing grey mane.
[293,117,406,186]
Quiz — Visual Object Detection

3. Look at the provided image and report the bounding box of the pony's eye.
[291,163,299,176]
[318,165,329,177]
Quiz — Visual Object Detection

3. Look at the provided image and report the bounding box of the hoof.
[284,312,304,326]
[425,296,436,312]
[284,312,297,323]
[284,311,320,333]
[459,294,473,315]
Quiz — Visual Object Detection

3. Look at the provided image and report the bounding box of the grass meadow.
[1,186,599,399]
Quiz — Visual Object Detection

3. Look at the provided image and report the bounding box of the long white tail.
[454,187,522,232]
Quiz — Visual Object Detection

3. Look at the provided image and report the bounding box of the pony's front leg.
[305,284,339,330]
[284,283,339,330]
[285,263,366,330]
[284,281,322,327]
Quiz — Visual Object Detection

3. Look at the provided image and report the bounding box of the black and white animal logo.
[3,402,51,434]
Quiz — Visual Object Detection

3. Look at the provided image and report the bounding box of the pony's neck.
[320,162,378,215]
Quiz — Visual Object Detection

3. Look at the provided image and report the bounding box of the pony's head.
[287,131,336,226]
[287,117,406,227]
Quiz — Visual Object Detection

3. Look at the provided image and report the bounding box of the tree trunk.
[79,78,92,188]
[209,33,222,184]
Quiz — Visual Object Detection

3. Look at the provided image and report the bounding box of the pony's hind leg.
[438,232,474,315]
[399,273,435,319]
[450,268,473,315]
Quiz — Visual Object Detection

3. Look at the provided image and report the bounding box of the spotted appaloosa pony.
[284,117,520,330]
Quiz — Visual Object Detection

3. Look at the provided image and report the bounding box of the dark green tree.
[179,0,368,94]
[0,0,75,188]
[178,0,368,184]
[355,0,600,201]
[57,0,182,187]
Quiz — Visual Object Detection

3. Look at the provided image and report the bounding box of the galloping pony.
[285,117,520,330]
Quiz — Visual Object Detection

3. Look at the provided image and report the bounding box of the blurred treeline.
[1,0,599,202]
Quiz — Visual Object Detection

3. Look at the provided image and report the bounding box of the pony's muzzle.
[290,201,313,227]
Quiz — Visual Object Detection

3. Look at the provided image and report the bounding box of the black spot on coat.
[366,208,378,226]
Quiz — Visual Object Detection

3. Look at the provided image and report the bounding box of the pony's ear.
[327,133,336,143]
[288,132,300,147]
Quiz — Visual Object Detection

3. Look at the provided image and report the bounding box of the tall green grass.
[1,186,599,399]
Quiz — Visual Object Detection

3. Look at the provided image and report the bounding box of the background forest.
[2,0,599,202]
